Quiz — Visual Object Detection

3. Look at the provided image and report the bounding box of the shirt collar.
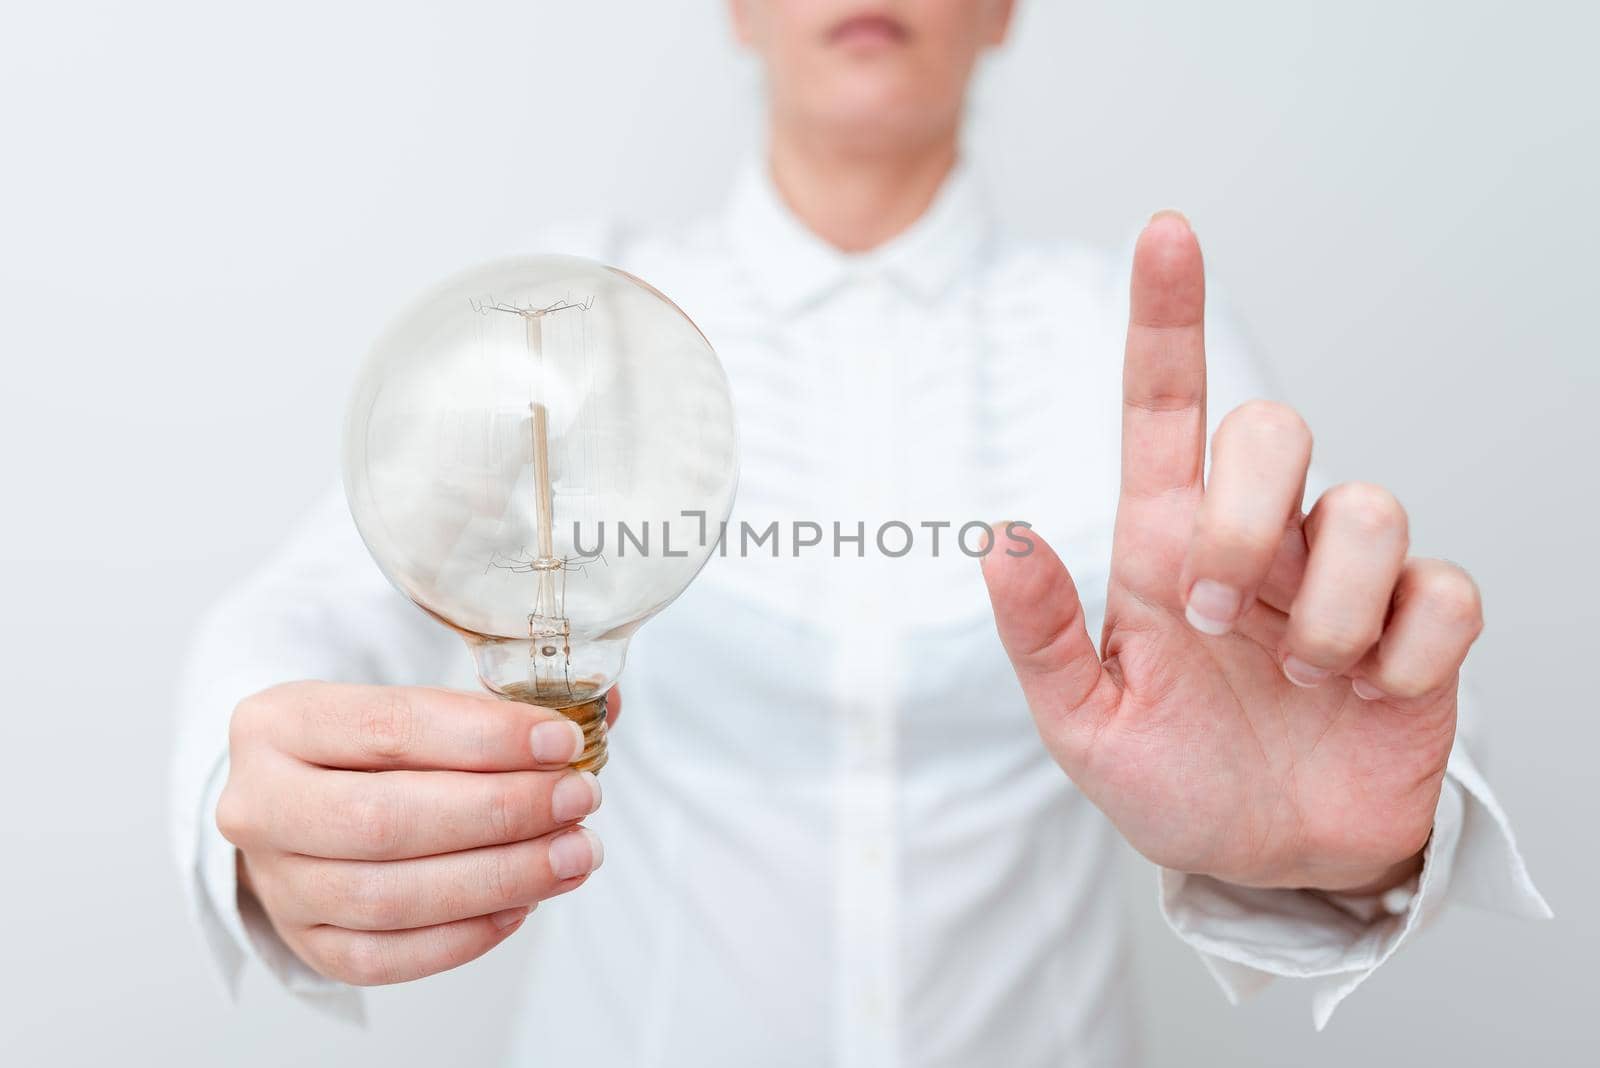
[723,155,993,315]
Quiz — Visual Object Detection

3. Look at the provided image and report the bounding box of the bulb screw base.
[487,678,611,774]
[556,695,609,774]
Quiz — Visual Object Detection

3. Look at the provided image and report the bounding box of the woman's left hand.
[980,212,1479,893]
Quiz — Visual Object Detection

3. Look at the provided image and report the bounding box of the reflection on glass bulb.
[344,255,739,771]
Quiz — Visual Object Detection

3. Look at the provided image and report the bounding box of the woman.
[175,2,1547,1064]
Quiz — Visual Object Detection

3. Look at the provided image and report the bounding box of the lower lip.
[828,16,910,50]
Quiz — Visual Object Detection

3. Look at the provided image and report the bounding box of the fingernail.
[1282,656,1331,688]
[490,906,530,930]
[1149,208,1192,229]
[549,827,604,880]
[531,719,585,763]
[1352,678,1388,702]
[551,770,602,823]
[1185,580,1241,636]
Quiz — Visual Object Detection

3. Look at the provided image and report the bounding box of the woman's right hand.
[215,681,610,985]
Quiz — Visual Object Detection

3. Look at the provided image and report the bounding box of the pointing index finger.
[1121,211,1208,502]
[272,683,586,771]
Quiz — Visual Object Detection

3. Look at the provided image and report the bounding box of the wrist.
[1311,846,1426,897]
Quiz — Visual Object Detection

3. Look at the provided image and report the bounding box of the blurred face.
[730,0,1015,153]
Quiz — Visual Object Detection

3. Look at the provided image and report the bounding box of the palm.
[983,214,1476,892]
[1087,495,1454,888]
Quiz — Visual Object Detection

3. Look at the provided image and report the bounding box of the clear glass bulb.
[344,255,739,771]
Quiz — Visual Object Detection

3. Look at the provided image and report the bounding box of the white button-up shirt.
[172,161,1549,1066]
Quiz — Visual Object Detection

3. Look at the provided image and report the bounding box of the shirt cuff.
[1157,745,1551,1029]
[191,751,366,1022]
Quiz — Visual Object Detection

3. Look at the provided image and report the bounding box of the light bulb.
[344,255,739,772]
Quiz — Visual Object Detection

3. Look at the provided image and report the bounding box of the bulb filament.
[471,294,594,702]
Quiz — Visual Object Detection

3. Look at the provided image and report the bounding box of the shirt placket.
[815,273,903,1068]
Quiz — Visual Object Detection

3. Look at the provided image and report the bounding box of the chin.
[804,75,950,150]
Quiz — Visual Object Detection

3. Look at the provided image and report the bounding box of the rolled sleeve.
[1158,742,1550,1028]
[190,750,366,1021]
[169,490,445,1021]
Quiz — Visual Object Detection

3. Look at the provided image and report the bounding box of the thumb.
[981,524,1115,743]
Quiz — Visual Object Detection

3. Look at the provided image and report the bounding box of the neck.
[766,121,959,253]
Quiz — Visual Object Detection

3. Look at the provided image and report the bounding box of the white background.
[1,1,1595,1064]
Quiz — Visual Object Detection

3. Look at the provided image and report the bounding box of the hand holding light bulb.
[216,256,738,983]
[216,683,616,984]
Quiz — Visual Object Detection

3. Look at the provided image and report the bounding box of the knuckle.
[487,781,538,843]
[1415,564,1484,631]
[227,692,269,749]
[231,682,314,753]
[213,784,256,846]
[1198,513,1281,559]
[470,707,515,765]
[347,865,404,929]
[265,679,316,702]
[302,860,348,920]
[1324,482,1408,539]
[334,934,395,986]
[261,679,316,715]
[1223,399,1312,453]
[290,933,339,980]
[1294,617,1380,663]
[356,690,419,763]
[485,846,538,905]
[1378,666,1439,700]
[345,792,402,857]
